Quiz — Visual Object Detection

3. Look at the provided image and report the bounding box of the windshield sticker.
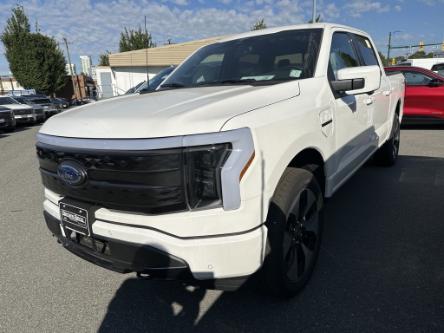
[241,75,275,81]
[289,69,302,78]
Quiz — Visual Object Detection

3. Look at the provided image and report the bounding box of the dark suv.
[0,106,16,132]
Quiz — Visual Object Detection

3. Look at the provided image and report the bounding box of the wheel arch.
[266,147,327,205]
[287,147,326,197]
[395,99,401,118]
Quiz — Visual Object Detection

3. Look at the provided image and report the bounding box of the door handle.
[364,97,374,105]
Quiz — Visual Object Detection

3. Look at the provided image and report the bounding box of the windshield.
[32,98,51,104]
[137,67,175,93]
[125,81,145,94]
[432,64,444,71]
[13,97,27,104]
[161,29,323,89]
[0,97,18,105]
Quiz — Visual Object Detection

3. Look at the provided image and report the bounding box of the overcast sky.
[0,0,443,74]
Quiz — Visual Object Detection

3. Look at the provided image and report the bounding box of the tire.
[374,114,400,167]
[262,167,324,298]
[4,125,16,133]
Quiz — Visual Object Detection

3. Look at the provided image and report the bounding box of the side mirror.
[332,65,381,95]
[428,78,443,87]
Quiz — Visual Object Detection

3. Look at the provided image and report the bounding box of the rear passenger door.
[352,34,391,133]
[328,32,373,187]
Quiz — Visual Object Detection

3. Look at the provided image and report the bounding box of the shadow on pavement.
[0,124,40,138]
[99,155,444,332]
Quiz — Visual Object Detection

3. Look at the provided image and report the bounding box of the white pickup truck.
[37,23,405,297]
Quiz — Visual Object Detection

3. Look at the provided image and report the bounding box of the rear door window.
[352,35,379,66]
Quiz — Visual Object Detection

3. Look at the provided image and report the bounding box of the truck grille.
[14,108,32,116]
[36,146,187,214]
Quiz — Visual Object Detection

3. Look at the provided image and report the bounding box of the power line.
[390,42,443,50]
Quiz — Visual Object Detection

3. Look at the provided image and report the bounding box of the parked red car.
[385,66,444,123]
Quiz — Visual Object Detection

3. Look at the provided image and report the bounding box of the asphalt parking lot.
[1,124,444,332]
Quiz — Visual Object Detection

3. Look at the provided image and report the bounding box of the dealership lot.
[1,125,444,332]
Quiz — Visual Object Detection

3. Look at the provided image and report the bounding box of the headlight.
[185,143,231,210]
[182,127,255,211]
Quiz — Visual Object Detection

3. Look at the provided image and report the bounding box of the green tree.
[251,19,267,31]
[1,5,66,95]
[98,51,110,66]
[119,27,155,52]
[378,51,388,66]
[409,50,434,59]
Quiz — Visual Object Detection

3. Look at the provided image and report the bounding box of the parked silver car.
[23,96,59,119]
[0,96,37,125]
[13,96,45,123]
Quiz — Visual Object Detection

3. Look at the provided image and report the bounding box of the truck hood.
[40,82,300,139]
[2,104,32,111]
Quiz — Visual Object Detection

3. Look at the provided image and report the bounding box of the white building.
[91,65,98,81]
[80,55,92,77]
[403,58,444,70]
[65,63,76,76]
[95,36,222,98]
[0,76,24,95]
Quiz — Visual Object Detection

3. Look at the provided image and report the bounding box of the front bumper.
[15,114,35,123]
[43,197,267,282]
[44,109,59,118]
[45,211,190,277]
[0,118,16,129]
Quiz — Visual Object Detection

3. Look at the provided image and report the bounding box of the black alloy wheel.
[263,167,323,297]
[283,187,320,284]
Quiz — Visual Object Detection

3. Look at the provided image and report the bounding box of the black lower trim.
[43,211,253,290]
[44,211,189,276]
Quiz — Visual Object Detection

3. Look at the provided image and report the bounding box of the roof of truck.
[218,23,368,43]
[109,23,367,68]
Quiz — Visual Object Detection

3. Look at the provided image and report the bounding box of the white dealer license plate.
[59,201,90,236]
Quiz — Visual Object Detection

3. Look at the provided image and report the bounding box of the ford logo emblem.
[57,161,87,186]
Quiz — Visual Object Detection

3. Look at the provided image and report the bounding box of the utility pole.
[63,37,78,100]
[387,30,402,65]
[387,32,392,63]
[312,0,317,23]
[144,15,149,86]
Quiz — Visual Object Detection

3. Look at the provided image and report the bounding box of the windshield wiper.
[160,82,186,89]
[193,79,257,87]
[220,79,257,84]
